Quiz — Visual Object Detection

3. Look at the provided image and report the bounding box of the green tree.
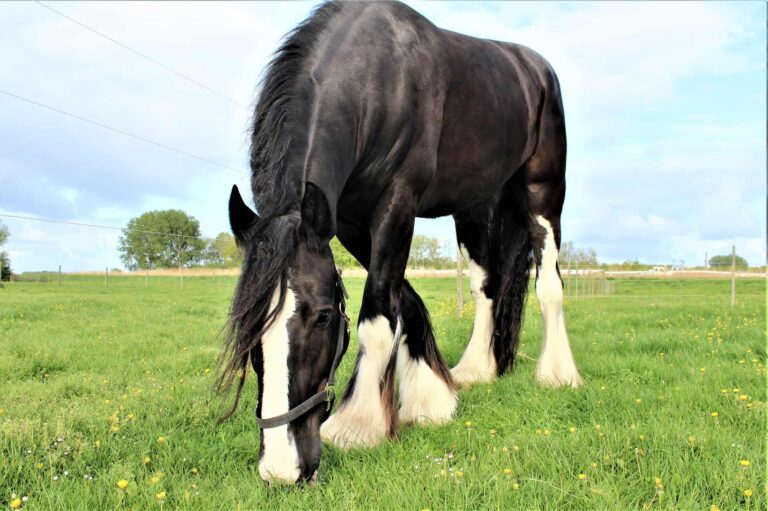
[409,235,454,269]
[330,237,361,269]
[213,232,242,267]
[559,241,598,266]
[118,210,205,270]
[709,254,748,269]
[0,221,10,282]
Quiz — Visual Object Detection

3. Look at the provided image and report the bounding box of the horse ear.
[229,185,258,244]
[301,182,334,243]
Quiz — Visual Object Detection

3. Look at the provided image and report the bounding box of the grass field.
[1,275,765,510]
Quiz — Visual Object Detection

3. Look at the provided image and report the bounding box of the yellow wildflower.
[740,460,750,467]
[710,412,718,417]
[464,421,472,428]
[151,475,162,485]
[710,505,720,511]
[654,477,663,489]
[117,479,129,491]
[512,445,520,452]
[569,427,576,433]
[739,395,748,401]
[110,425,120,433]
[95,440,101,448]
[687,435,696,444]
[157,436,166,444]
[635,399,642,404]
[578,473,586,481]
[10,499,22,510]
[156,491,167,501]
[191,467,198,475]
[503,468,512,475]
[489,429,496,436]
[590,462,598,469]
[512,482,520,490]
[144,456,151,465]
[455,471,464,478]
[743,489,753,498]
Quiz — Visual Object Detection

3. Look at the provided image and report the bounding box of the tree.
[709,254,748,269]
[213,232,242,267]
[0,221,10,282]
[558,241,598,266]
[408,235,454,269]
[118,210,205,270]
[330,237,361,269]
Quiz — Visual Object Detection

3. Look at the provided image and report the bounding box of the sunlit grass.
[0,276,765,509]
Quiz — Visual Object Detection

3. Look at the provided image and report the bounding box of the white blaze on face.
[258,286,301,484]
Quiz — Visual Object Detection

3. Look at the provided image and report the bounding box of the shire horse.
[218,1,582,485]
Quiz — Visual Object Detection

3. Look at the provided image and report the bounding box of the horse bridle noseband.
[255,271,350,429]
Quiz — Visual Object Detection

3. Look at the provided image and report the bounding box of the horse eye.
[314,311,331,328]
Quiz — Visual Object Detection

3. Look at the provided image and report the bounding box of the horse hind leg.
[450,207,499,386]
[396,280,457,425]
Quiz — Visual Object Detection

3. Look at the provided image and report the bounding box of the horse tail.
[491,188,533,374]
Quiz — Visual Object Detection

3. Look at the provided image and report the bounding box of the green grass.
[1,276,765,510]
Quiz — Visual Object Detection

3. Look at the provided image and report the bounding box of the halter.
[255,270,350,429]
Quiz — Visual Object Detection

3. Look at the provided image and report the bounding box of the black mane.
[249,1,342,218]
[216,2,342,420]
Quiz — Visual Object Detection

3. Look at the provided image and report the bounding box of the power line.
[0,213,208,240]
[0,89,243,174]
[35,0,251,111]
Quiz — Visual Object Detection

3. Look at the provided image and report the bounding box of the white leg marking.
[533,216,583,388]
[258,287,301,485]
[320,315,394,449]
[397,335,457,425]
[451,245,497,386]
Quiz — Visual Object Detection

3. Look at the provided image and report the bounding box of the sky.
[0,1,765,272]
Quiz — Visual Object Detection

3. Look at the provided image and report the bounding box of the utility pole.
[730,245,736,306]
[456,244,463,317]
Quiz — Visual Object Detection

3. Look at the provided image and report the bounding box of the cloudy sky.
[1,1,765,272]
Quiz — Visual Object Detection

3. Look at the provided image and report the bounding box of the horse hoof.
[320,411,388,450]
[450,365,496,387]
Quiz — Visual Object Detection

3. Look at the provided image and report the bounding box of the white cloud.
[0,1,764,271]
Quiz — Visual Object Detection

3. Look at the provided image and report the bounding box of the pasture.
[1,275,765,510]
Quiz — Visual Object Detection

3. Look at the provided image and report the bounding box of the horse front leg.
[320,193,415,449]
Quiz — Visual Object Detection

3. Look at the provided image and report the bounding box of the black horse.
[218,1,582,485]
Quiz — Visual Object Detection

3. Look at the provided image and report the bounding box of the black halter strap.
[255,271,350,429]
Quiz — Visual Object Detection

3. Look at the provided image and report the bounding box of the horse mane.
[249,0,343,218]
[216,2,342,421]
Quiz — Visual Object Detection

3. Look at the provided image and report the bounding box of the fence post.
[730,245,736,306]
[105,267,108,288]
[145,267,149,288]
[456,244,463,317]
[58,265,61,288]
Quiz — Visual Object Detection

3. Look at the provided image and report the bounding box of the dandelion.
[151,475,162,485]
[733,388,740,393]
[157,436,166,444]
[543,429,551,436]
[512,482,520,490]
[110,425,120,433]
[455,471,464,478]
[687,436,696,445]
[699,367,706,373]
[439,469,448,477]
[739,395,748,401]
[117,480,129,491]
[635,399,642,404]
[503,468,512,475]
[191,467,198,475]
[10,499,22,510]
[639,435,646,441]
[489,429,496,436]
[743,489,753,498]
[740,460,750,467]
[36,462,44,470]
[710,412,718,417]
[709,505,719,511]
[144,456,151,465]
[590,462,598,469]
[569,427,576,434]
[512,445,520,452]
[464,421,472,428]
[95,440,101,448]
[578,473,587,481]
[654,477,663,489]
[501,446,509,453]
[156,491,167,503]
